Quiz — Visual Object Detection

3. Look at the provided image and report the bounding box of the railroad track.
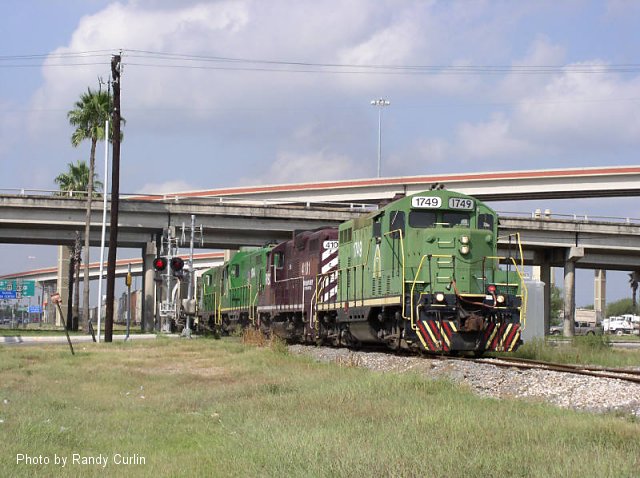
[298,341,640,385]
[470,356,640,385]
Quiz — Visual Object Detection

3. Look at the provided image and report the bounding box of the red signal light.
[487,285,497,294]
[153,257,168,271]
[170,257,184,272]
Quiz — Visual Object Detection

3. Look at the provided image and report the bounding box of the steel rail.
[473,356,640,384]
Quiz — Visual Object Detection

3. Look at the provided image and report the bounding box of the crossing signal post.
[154,226,186,333]
[154,220,202,335]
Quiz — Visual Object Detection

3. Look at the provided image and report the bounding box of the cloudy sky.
[2,0,640,306]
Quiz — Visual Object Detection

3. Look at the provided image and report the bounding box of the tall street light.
[371,97,390,178]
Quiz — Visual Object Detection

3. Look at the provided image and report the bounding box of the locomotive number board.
[411,196,475,210]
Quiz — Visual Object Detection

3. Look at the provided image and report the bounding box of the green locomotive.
[200,246,273,334]
[315,188,525,353]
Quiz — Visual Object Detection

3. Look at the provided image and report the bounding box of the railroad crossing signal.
[153,256,184,276]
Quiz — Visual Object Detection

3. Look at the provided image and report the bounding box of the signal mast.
[153,217,203,335]
[179,215,203,338]
[153,226,184,333]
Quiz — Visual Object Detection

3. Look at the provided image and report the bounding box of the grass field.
[1,337,639,478]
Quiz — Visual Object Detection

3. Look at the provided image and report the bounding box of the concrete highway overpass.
[131,165,640,203]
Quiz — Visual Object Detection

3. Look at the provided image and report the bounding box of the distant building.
[576,308,597,325]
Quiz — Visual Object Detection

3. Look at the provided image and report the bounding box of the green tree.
[606,298,635,317]
[54,160,102,196]
[67,87,112,330]
[550,285,563,324]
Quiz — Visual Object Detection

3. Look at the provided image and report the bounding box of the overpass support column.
[142,242,156,333]
[56,246,70,327]
[594,270,606,323]
[563,247,584,337]
[540,264,551,334]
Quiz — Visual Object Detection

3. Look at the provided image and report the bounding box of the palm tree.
[55,160,102,330]
[67,88,112,330]
[54,160,102,197]
[629,271,640,312]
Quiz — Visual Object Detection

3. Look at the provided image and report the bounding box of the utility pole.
[105,53,122,343]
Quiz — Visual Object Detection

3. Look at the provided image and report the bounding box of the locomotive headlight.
[460,235,470,245]
[435,293,445,302]
[496,294,505,304]
[460,245,470,255]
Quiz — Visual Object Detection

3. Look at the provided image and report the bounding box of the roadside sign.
[28,305,42,313]
[0,290,17,299]
[0,280,35,297]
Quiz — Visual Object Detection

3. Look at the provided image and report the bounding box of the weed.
[335,352,363,368]
[242,328,267,346]
[269,336,289,355]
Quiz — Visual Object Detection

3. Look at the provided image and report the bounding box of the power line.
[1,48,640,76]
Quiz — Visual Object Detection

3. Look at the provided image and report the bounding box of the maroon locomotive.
[257,228,338,341]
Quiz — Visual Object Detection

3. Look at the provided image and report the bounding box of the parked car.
[548,321,603,336]
[575,321,603,335]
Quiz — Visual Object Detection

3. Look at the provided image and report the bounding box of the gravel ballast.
[289,345,640,418]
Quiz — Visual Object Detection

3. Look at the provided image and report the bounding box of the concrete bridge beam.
[142,241,156,333]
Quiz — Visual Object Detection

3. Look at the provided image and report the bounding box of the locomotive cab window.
[232,264,240,277]
[477,213,494,230]
[273,252,284,269]
[389,210,405,237]
[204,275,211,286]
[442,212,470,227]
[408,210,437,228]
[372,220,382,239]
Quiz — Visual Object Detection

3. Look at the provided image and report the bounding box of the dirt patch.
[132,359,230,379]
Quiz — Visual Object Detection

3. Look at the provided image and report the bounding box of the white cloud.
[397,57,640,170]
[244,150,357,185]
[139,179,197,194]
[500,36,566,100]
[456,113,535,160]
[515,64,640,149]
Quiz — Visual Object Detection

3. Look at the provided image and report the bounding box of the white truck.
[602,316,637,335]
